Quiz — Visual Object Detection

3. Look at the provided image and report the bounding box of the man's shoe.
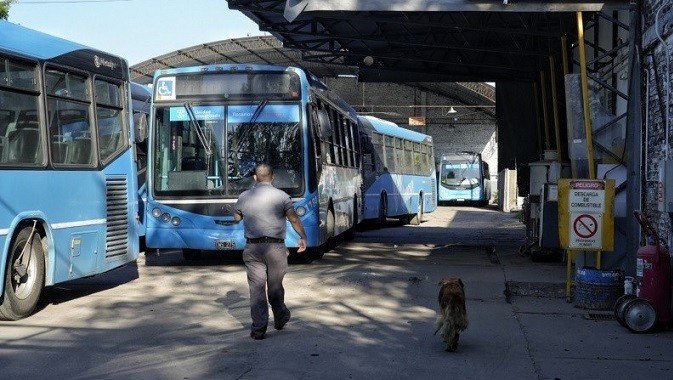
[250,331,265,340]
[274,310,291,330]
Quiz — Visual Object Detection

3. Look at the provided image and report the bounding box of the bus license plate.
[215,240,235,249]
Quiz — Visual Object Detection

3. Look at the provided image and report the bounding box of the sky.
[7,0,264,65]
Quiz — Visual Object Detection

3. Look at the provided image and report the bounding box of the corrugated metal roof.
[129,35,496,118]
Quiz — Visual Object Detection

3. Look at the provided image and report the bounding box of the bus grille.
[106,176,130,259]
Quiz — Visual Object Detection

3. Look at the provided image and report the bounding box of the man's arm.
[286,208,307,253]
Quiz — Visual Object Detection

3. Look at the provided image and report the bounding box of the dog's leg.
[444,326,457,352]
[450,332,460,351]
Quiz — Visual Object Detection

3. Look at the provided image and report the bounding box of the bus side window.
[8,110,41,164]
[0,135,6,162]
[0,109,13,163]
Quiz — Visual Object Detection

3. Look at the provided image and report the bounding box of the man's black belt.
[246,236,284,244]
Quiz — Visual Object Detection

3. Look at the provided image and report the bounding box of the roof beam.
[279,0,633,22]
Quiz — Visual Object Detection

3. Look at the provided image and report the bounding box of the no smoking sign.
[570,213,602,248]
[558,179,615,251]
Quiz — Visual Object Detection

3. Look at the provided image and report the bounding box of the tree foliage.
[1,0,15,20]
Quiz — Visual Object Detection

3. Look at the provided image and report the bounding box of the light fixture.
[448,106,457,114]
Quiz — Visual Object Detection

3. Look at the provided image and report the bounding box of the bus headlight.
[161,213,171,223]
[295,206,306,217]
[152,208,162,218]
[171,216,181,226]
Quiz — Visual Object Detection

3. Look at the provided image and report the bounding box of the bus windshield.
[153,103,303,197]
[440,159,480,189]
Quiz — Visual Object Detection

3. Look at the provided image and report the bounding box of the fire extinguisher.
[634,211,672,326]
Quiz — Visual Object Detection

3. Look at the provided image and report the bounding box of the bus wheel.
[326,209,335,239]
[182,249,202,261]
[343,198,359,240]
[376,194,387,228]
[409,196,424,225]
[0,226,46,321]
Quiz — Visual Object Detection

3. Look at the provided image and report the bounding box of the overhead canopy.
[227,0,633,82]
[130,36,496,117]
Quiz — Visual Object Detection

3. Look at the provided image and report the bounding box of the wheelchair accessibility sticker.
[156,76,176,100]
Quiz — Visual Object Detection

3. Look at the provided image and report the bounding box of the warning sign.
[558,179,614,251]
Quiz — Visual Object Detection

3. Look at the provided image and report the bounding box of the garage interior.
[132,1,640,274]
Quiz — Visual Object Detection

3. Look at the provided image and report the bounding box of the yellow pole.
[549,55,562,162]
[561,36,569,76]
[533,82,543,153]
[576,11,596,179]
[540,70,550,151]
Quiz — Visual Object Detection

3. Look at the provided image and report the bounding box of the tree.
[1,0,16,20]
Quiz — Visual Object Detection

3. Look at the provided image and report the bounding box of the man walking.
[234,163,307,340]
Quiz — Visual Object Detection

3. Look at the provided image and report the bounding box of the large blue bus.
[358,115,437,227]
[0,21,142,320]
[131,82,151,186]
[437,151,491,206]
[144,64,362,259]
[131,82,151,247]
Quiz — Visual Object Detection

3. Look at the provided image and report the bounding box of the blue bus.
[0,21,142,320]
[131,82,151,247]
[145,64,362,259]
[437,152,491,206]
[131,82,151,186]
[358,115,437,227]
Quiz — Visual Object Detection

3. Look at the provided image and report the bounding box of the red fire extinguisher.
[634,211,672,326]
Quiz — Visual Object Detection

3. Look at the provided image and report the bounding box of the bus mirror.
[134,113,148,143]
[316,109,332,139]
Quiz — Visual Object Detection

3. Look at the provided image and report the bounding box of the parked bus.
[131,82,151,185]
[437,151,491,206]
[0,21,142,320]
[131,82,151,247]
[358,115,437,227]
[145,64,362,259]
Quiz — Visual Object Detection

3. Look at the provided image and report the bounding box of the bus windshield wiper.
[248,99,268,125]
[184,103,212,158]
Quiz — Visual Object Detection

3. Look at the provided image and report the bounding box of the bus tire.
[409,196,424,225]
[0,226,46,321]
[342,198,357,241]
[182,249,202,261]
[326,208,335,239]
[314,209,335,260]
[376,194,387,228]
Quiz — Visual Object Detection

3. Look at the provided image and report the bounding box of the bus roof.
[0,21,128,79]
[1,20,91,59]
[358,115,432,144]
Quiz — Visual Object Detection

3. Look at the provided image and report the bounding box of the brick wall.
[643,0,673,240]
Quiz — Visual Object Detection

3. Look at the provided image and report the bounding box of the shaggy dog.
[434,277,468,352]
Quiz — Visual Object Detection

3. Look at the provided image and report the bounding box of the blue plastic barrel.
[574,267,624,310]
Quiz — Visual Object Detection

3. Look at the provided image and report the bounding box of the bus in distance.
[144,64,362,260]
[437,151,491,206]
[358,115,437,227]
[0,21,142,320]
[131,82,151,186]
[130,82,152,247]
